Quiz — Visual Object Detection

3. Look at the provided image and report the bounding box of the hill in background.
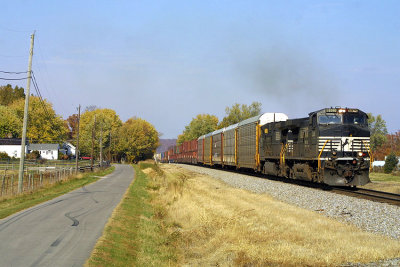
[157,139,177,153]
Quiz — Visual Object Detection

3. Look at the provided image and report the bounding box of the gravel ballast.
[179,165,400,240]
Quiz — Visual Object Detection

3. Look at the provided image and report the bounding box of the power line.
[31,71,52,119]
[0,77,28,80]
[0,26,31,33]
[0,70,28,74]
[31,71,68,140]
[0,70,29,80]
[0,54,27,58]
[35,40,69,115]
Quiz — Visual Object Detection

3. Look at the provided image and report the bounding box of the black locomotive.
[261,108,371,186]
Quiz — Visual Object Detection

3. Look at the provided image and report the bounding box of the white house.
[62,142,76,157]
[28,144,60,160]
[0,138,28,158]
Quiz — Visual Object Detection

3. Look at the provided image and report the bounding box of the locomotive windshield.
[318,113,367,125]
[343,113,367,125]
[318,115,342,124]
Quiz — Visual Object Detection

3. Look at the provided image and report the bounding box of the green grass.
[370,172,400,183]
[0,166,115,219]
[87,164,178,267]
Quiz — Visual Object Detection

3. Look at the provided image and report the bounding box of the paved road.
[0,164,134,267]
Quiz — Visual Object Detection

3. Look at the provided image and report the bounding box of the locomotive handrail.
[318,139,330,172]
[362,140,373,171]
[255,123,260,168]
[280,143,288,166]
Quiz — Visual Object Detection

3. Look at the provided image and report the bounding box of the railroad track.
[331,187,400,207]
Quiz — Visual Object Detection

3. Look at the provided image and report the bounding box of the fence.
[0,161,110,198]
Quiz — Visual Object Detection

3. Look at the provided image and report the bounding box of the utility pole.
[75,105,81,174]
[91,115,96,171]
[108,132,111,162]
[18,32,35,193]
[99,123,103,168]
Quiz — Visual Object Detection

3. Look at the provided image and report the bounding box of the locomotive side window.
[312,115,317,127]
[318,115,342,124]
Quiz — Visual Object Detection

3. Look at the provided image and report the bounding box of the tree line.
[0,84,159,162]
[177,102,261,144]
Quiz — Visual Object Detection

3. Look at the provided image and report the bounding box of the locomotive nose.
[344,170,354,179]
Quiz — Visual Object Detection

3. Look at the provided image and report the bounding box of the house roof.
[63,142,76,149]
[28,143,59,151]
[0,138,28,145]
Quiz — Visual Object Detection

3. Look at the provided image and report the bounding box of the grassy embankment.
[364,172,400,193]
[0,166,115,219]
[88,163,400,266]
[87,163,178,266]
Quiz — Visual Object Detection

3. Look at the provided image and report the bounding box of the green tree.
[116,117,159,162]
[9,96,68,142]
[0,105,22,138]
[367,113,388,151]
[384,152,398,174]
[218,102,262,128]
[78,108,122,158]
[177,114,219,144]
[0,84,25,106]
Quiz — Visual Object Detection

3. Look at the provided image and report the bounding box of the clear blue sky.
[1,1,399,138]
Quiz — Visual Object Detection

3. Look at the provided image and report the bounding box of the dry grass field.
[152,164,400,266]
[363,172,400,194]
[87,163,400,266]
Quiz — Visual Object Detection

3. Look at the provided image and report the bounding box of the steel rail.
[331,187,400,207]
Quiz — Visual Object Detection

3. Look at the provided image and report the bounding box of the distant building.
[0,138,28,158]
[62,142,76,157]
[28,143,60,160]
[372,161,385,167]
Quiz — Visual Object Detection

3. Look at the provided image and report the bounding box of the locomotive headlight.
[332,151,337,157]
[357,151,363,157]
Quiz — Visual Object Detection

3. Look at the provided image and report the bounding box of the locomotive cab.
[311,108,371,186]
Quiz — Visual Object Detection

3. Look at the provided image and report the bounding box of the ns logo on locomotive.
[162,107,372,187]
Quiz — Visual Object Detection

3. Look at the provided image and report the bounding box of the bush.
[0,151,10,160]
[26,150,40,160]
[384,153,399,174]
[58,154,69,160]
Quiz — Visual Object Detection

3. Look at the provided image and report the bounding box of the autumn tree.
[78,108,122,158]
[177,114,219,144]
[367,113,388,151]
[9,96,68,142]
[66,114,79,139]
[116,117,159,162]
[0,84,25,106]
[373,131,400,160]
[218,102,262,128]
[0,105,22,138]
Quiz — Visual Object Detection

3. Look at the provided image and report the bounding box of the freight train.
[161,108,372,186]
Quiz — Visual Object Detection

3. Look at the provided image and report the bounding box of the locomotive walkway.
[0,164,134,267]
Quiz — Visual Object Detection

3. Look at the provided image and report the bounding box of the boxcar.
[222,123,238,167]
